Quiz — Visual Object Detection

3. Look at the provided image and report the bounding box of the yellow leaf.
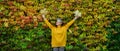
[70,0,75,2]
[4,22,9,27]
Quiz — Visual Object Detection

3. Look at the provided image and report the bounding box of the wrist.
[74,17,77,20]
[42,14,45,17]
[42,15,46,20]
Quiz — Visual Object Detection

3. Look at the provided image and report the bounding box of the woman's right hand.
[40,8,48,19]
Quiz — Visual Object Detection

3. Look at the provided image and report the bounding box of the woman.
[41,9,81,51]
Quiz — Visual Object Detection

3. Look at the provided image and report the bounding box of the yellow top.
[44,19,75,47]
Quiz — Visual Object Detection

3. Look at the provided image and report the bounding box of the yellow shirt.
[44,19,75,47]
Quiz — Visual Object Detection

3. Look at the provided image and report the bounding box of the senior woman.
[41,9,81,51]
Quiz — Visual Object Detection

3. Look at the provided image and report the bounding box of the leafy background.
[0,0,120,51]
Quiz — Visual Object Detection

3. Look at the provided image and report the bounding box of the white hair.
[57,18,62,23]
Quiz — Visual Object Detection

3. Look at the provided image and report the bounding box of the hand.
[73,10,81,17]
[40,8,48,15]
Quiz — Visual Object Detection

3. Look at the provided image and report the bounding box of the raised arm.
[64,16,79,29]
[42,15,54,29]
[64,10,81,29]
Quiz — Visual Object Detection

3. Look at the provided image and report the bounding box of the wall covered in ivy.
[0,0,120,51]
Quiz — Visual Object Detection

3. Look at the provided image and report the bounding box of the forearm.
[64,19,75,28]
[42,15,54,28]
[65,16,79,28]
[74,17,78,20]
[74,16,80,20]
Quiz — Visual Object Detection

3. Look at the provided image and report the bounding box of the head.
[56,18,63,26]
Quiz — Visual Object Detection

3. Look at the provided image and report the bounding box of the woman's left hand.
[73,10,82,17]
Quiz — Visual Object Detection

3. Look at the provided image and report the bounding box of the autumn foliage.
[0,0,120,51]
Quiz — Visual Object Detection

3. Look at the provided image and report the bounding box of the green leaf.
[0,0,3,2]
[20,43,28,49]
[2,32,6,34]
